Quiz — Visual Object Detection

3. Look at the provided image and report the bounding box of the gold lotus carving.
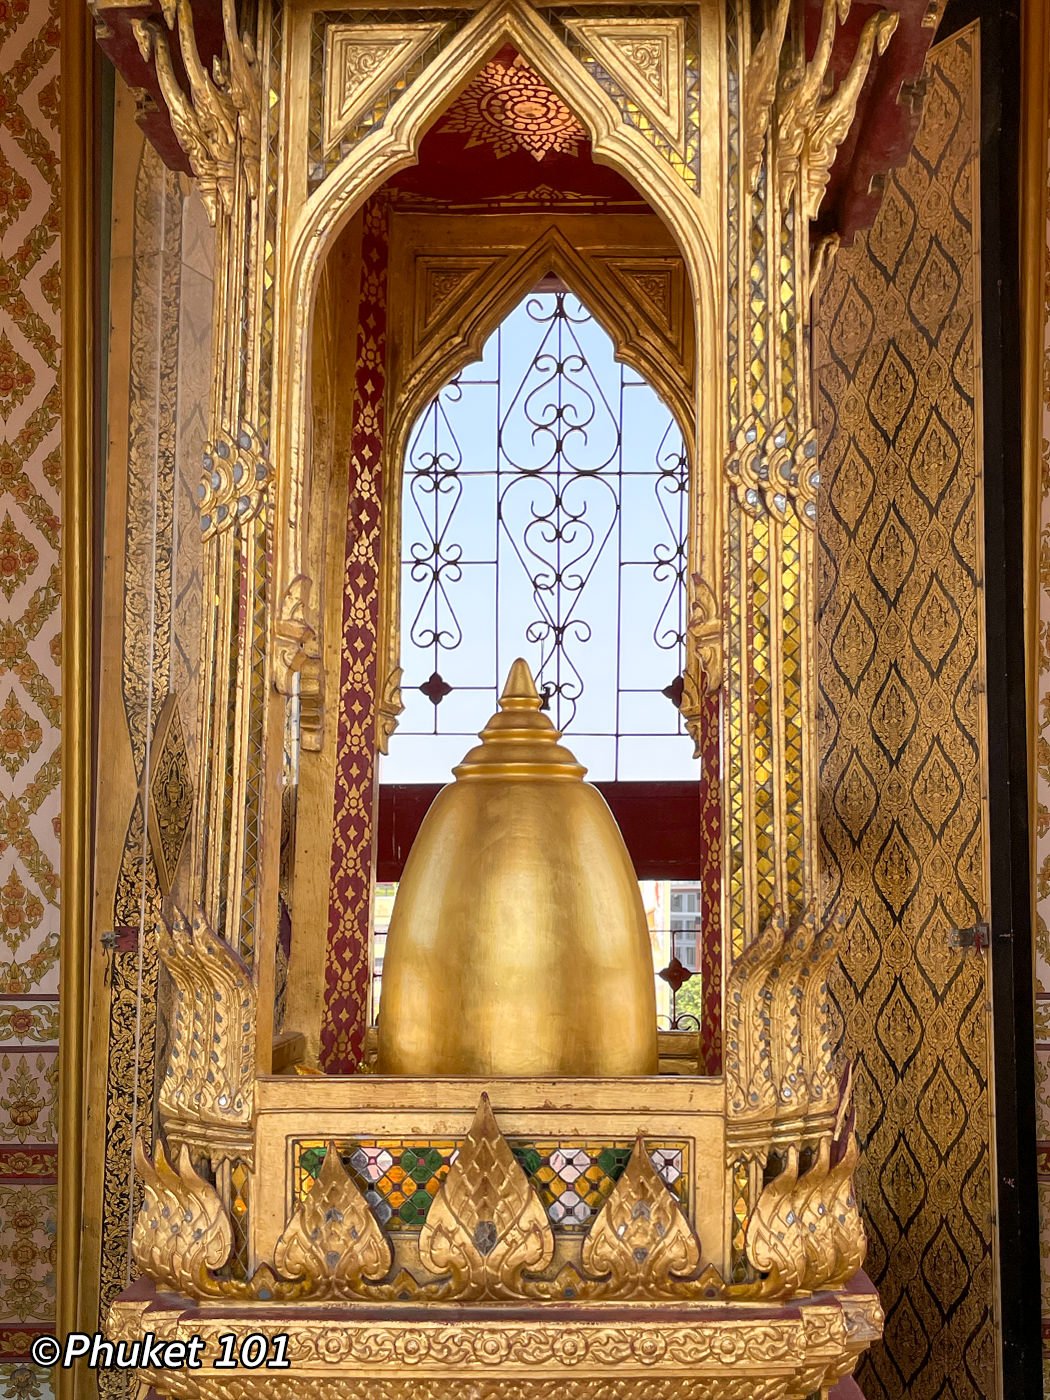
[274,1141,393,1292]
[581,1137,703,1297]
[418,1094,555,1298]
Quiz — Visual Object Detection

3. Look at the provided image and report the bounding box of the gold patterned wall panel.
[83,81,216,1399]
[815,26,994,1400]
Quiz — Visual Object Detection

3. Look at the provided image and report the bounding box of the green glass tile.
[301,1146,326,1179]
[398,1147,443,1183]
[597,1147,630,1175]
[513,1146,543,1176]
[399,1189,433,1225]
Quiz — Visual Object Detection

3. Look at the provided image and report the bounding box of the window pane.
[392,289,696,783]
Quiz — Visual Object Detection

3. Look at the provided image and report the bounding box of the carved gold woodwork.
[158,906,255,1165]
[132,0,260,222]
[132,1136,232,1299]
[564,18,688,155]
[418,1094,556,1297]
[103,0,897,1391]
[324,23,446,153]
[273,1141,394,1292]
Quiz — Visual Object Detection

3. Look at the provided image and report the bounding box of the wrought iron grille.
[385,287,696,783]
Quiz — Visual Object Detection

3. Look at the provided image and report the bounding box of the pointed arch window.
[384,286,694,783]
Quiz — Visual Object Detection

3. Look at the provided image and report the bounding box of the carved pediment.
[564,18,687,155]
[324,23,445,152]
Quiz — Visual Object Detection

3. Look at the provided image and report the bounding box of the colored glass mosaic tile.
[294,1137,689,1233]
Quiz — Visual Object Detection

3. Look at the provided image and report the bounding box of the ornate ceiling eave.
[90,0,227,175]
[91,0,945,243]
[807,0,946,243]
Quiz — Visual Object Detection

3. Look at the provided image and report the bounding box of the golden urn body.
[376,661,659,1076]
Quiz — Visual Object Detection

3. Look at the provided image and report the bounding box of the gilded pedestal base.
[108,1273,882,1400]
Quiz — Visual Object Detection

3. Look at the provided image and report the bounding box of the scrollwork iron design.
[397,290,694,780]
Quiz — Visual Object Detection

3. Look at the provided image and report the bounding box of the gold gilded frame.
[261,0,727,1068]
[375,209,700,759]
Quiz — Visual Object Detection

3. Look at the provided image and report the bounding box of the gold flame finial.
[453,658,586,780]
[500,656,541,706]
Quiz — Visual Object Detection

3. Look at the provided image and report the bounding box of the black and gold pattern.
[97,143,197,1400]
[815,28,993,1400]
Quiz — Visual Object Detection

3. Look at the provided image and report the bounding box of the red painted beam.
[376,781,703,883]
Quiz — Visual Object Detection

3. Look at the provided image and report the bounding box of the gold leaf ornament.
[418,1094,554,1299]
[274,1142,393,1294]
[734,1146,806,1299]
[581,1137,702,1297]
[132,1135,232,1298]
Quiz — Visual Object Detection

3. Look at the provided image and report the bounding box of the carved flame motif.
[132,1135,232,1298]
[159,906,255,1159]
[274,1142,393,1294]
[744,0,792,192]
[740,1146,805,1298]
[418,1094,554,1299]
[799,11,900,221]
[735,1075,867,1300]
[795,1135,837,1289]
[581,1137,702,1296]
[824,1124,867,1288]
[133,0,260,222]
[776,0,900,222]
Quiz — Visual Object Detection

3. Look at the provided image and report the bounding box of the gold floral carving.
[417,1094,555,1299]
[324,24,446,153]
[158,906,256,1163]
[580,1138,703,1297]
[132,0,260,221]
[199,425,270,539]
[564,18,687,154]
[272,574,322,710]
[273,1141,393,1292]
[441,55,587,161]
[416,257,504,341]
[81,1378,804,1400]
[687,572,723,696]
[132,1135,232,1297]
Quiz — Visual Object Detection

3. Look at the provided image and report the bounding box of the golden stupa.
[377,659,659,1076]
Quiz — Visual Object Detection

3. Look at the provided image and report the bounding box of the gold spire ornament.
[377,660,658,1075]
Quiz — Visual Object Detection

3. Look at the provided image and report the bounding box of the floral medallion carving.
[441,53,586,161]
